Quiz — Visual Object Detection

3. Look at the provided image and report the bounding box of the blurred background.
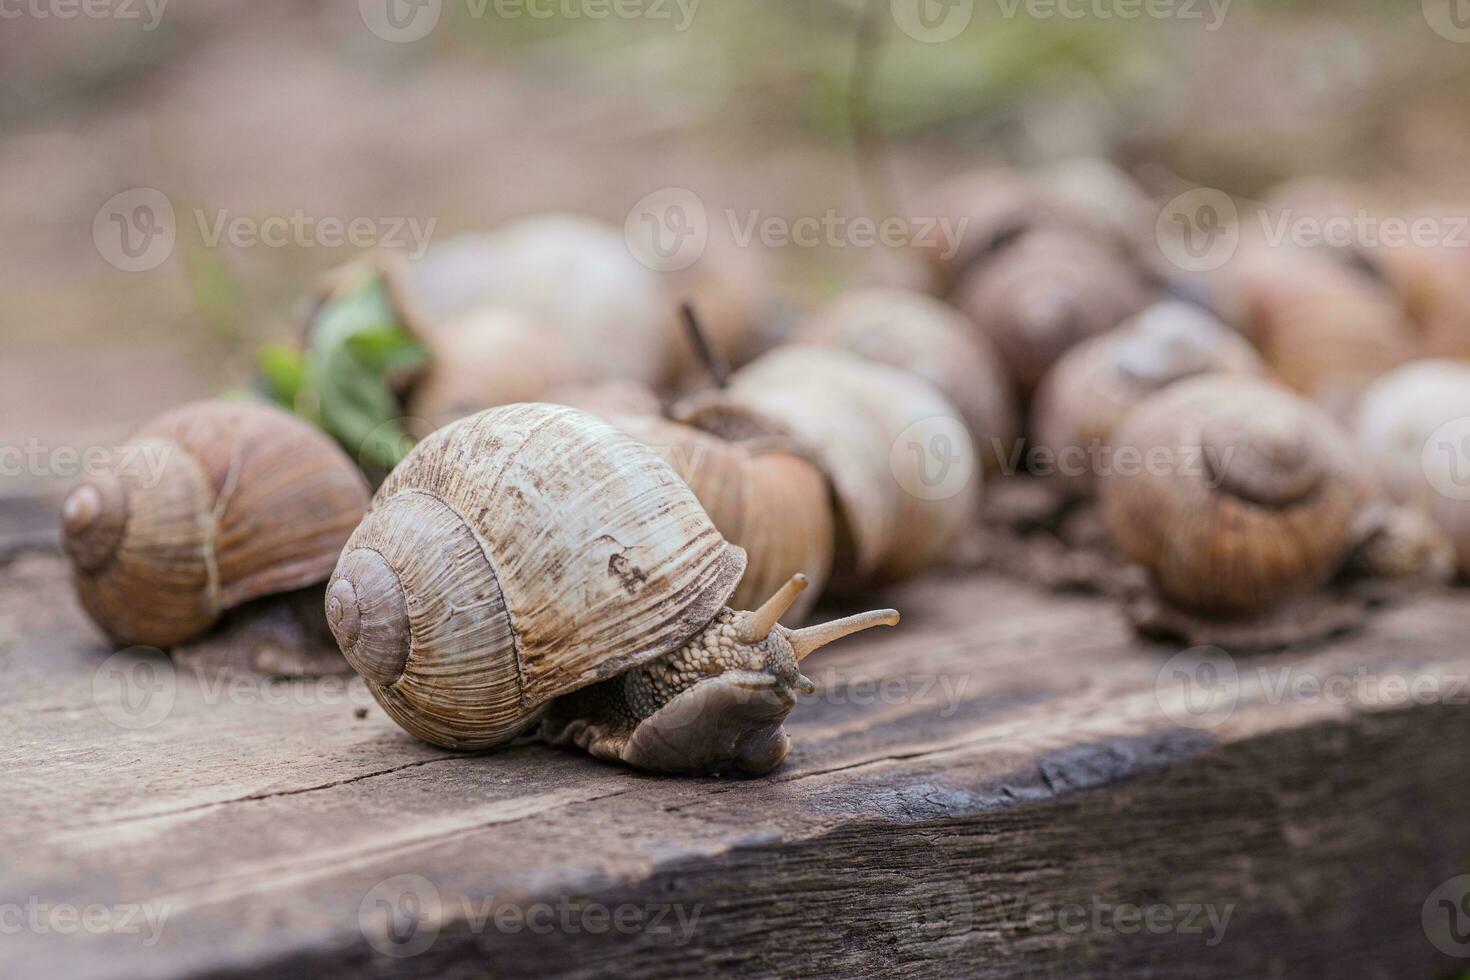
[3,0,1468,496]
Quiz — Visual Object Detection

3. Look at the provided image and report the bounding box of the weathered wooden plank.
[2,522,1469,978]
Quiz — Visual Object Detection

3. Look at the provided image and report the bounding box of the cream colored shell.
[326,403,746,750]
[791,287,1019,472]
[678,346,980,591]
[61,400,371,648]
[1355,359,1470,573]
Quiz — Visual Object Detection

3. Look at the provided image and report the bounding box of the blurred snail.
[790,288,1019,471]
[1219,242,1416,418]
[1355,359,1470,575]
[62,400,371,648]
[407,307,580,432]
[1368,240,1470,360]
[676,346,979,592]
[1101,377,1369,617]
[1031,302,1264,498]
[953,228,1153,394]
[325,403,896,776]
[383,214,671,385]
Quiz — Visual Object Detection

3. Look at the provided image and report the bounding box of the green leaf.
[257,343,308,407]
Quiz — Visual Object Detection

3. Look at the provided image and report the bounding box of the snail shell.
[325,403,747,750]
[61,400,371,648]
[1032,302,1263,498]
[1101,377,1368,616]
[1221,243,1415,418]
[953,228,1152,394]
[1370,241,1470,360]
[384,215,670,385]
[1355,359,1470,574]
[606,413,834,623]
[791,288,1020,472]
[676,346,979,591]
[407,307,581,432]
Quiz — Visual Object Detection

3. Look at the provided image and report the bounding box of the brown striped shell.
[606,413,834,624]
[953,229,1152,394]
[676,346,980,592]
[1101,377,1368,616]
[61,400,371,648]
[325,403,747,750]
[791,288,1020,472]
[1032,302,1264,498]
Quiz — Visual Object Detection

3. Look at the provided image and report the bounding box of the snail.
[1369,240,1470,361]
[1100,376,1369,617]
[1355,359,1470,575]
[1218,242,1416,418]
[407,306,580,432]
[61,400,371,649]
[603,411,835,624]
[1031,302,1264,498]
[952,228,1153,394]
[383,214,672,385]
[324,403,897,776]
[790,288,1019,472]
[675,346,979,592]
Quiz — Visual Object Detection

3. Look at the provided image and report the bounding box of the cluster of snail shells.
[1100,376,1370,617]
[676,343,980,592]
[1356,360,1470,576]
[1031,301,1264,499]
[61,401,371,648]
[1216,240,1417,420]
[789,288,1019,472]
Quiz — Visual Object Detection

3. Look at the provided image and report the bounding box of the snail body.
[1101,377,1368,616]
[677,346,979,591]
[1355,359,1470,575]
[325,403,896,775]
[62,400,371,648]
[1032,302,1264,498]
[791,288,1019,472]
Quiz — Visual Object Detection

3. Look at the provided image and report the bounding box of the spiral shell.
[1101,377,1367,616]
[1355,359,1470,574]
[677,346,979,591]
[1032,302,1263,497]
[607,413,834,623]
[953,229,1152,394]
[791,288,1019,471]
[61,400,371,648]
[325,403,746,750]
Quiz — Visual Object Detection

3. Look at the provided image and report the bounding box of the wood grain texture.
[2,496,1469,979]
